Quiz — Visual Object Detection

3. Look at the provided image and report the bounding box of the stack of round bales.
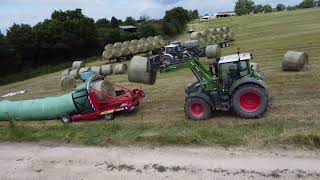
[282,51,308,71]
[102,44,114,60]
[60,75,76,90]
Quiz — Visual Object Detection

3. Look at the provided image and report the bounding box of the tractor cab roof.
[219,53,251,64]
[165,44,180,48]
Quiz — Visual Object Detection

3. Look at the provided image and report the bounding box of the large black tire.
[231,84,268,118]
[184,97,212,120]
[160,55,173,66]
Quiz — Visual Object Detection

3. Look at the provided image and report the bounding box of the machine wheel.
[231,84,268,118]
[184,97,212,120]
[61,113,72,124]
[160,55,173,66]
[104,113,115,121]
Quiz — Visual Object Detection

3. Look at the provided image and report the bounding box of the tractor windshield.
[220,61,249,80]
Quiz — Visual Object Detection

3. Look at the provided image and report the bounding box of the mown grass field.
[0,8,320,148]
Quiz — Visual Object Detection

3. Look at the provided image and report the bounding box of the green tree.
[110,16,119,28]
[96,18,110,28]
[276,4,286,11]
[188,10,199,20]
[287,6,297,10]
[299,0,315,8]
[137,23,158,38]
[254,5,264,13]
[139,15,150,23]
[234,0,255,15]
[264,5,273,13]
[124,17,136,25]
[163,7,190,36]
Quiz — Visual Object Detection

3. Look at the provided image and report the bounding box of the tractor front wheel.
[184,97,212,120]
[231,84,268,118]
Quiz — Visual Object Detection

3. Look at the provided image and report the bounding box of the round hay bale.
[190,32,201,40]
[153,41,162,49]
[223,34,231,41]
[79,67,90,74]
[69,69,80,79]
[123,41,131,48]
[228,31,235,40]
[129,45,139,54]
[131,39,139,44]
[198,37,208,48]
[182,40,199,48]
[114,42,123,48]
[137,44,147,53]
[282,51,308,71]
[104,44,114,51]
[207,36,217,45]
[215,35,222,43]
[114,64,128,75]
[128,56,157,85]
[121,47,131,56]
[72,61,85,69]
[154,35,163,41]
[91,66,101,75]
[146,41,154,51]
[147,36,154,43]
[90,79,116,100]
[101,65,113,75]
[102,51,113,60]
[206,45,221,59]
[159,39,166,46]
[112,48,122,58]
[216,27,223,33]
[61,69,71,77]
[60,75,76,91]
[203,29,212,36]
[139,38,146,44]
[222,27,230,32]
[209,29,217,35]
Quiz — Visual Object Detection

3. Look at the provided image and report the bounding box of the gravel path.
[0,142,320,180]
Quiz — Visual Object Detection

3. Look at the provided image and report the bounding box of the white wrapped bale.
[114,64,128,74]
[121,47,131,56]
[104,44,114,51]
[129,45,139,54]
[206,45,221,59]
[60,75,76,91]
[282,51,308,71]
[91,79,116,100]
[69,69,80,79]
[61,69,71,77]
[123,41,131,48]
[114,42,123,48]
[112,48,122,58]
[190,32,202,40]
[72,61,85,69]
[128,56,157,85]
[228,31,235,40]
[182,40,199,48]
[91,66,101,75]
[102,51,113,60]
[101,65,113,75]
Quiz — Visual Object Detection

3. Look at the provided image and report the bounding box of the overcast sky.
[0,0,301,33]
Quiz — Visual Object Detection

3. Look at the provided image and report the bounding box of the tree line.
[235,0,319,15]
[0,7,198,83]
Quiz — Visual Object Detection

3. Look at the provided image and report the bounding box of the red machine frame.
[70,81,144,122]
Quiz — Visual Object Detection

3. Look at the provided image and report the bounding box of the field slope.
[0,8,320,148]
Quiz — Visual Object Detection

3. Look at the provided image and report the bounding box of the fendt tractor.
[129,46,269,120]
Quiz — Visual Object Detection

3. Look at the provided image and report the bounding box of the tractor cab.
[217,53,252,92]
[164,43,185,58]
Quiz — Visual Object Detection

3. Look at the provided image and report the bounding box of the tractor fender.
[186,93,215,110]
[229,79,267,95]
[162,54,174,59]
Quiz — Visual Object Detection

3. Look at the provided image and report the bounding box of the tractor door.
[218,61,250,93]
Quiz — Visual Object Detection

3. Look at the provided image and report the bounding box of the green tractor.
[129,46,269,120]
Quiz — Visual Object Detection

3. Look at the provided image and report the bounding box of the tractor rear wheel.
[184,97,212,120]
[160,55,173,66]
[231,84,268,118]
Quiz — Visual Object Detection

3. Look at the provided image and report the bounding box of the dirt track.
[0,143,320,180]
